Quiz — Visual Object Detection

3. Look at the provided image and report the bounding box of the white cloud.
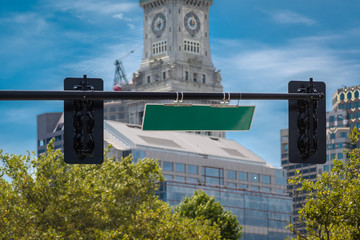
[214,35,360,97]
[113,13,124,19]
[50,0,137,15]
[212,31,360,167]
[270,10,316,25]
[127,23,135,29]
[0,13,48,34]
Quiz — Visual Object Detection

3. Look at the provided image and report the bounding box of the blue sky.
[0,0,359,167]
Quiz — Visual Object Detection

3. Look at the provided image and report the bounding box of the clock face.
[151,13,166,37]
[184,12,200,36]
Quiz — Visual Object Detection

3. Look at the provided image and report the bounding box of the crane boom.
[113,50,135,91]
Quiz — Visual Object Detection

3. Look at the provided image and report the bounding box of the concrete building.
[37,112,64,156]
[105,120,292,239]
[281,84,360,232]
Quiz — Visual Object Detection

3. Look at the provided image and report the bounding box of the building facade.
[105,120,292,240]
[37,112,64,156]
[281,84,360,232]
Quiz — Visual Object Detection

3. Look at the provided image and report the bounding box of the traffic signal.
[288,80,326,164]
[64,77,104,164]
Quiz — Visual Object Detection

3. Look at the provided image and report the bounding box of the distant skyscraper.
[281,84,360,232]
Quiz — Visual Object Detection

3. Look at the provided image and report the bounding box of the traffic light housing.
[288,80,326,164]
[64,77,104,164]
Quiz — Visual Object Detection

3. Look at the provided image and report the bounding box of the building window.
[202,74,206,83]
[54,135,62,142]
[164,174,173,180]
[188,164,198,174]
[163,72,166,80]
[228,182,236,188]
[330,133,336,139]
[238,171,248,181]
[152,41,167,56]
[250,173,260,182]
[147,76,150,83]
[38,139,45,147]
[338,153,344,159]
[202,166,224,186]
[347,92,352,99]
[340,132,348,138]
[355,90,359,98]
[163,161,173,171]
[176,176,186,182]
[262,187,271,192]
[340,93,345,101]
[187,177,198,184]
[329,116,335,122]
[184,39,200,54]
[193,73,197,82]
[227,170,236,179]
[348,103,353,109]
[176,163,185,173]
[337,114,343,121]
[262,175,271,184]
[238,184,247,189]
[250,186,260,191]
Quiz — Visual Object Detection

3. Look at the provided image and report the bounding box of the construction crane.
[113,50,135,91]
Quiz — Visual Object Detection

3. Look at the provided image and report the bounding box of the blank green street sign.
[142,104,255,131]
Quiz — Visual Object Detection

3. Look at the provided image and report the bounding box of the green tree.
[175,189,243,240]
[288,128,360,240]
[0,140,221,239]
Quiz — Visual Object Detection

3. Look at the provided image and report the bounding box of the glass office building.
[105,121,293,239]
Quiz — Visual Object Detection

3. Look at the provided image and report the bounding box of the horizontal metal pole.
[0,90,325,101]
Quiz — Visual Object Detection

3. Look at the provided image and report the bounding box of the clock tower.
[128,0,223,92]
[120,0,224,137]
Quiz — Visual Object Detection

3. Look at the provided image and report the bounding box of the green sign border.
[142,104,255,131]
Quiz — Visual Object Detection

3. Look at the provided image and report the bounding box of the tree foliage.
[0,140,221,239]
[175,190,242,240]
[289,128,360,240]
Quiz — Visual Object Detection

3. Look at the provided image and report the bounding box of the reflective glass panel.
[163,161,173,171]
[175,163,185,172]
[227,170,236,179]
[238,171,248,181]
